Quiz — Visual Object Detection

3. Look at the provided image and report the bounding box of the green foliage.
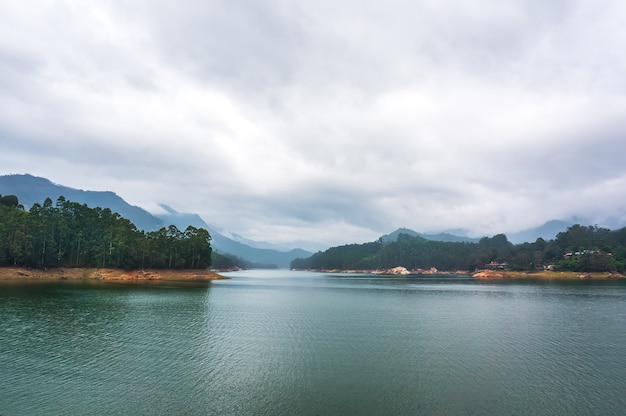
[291,224,626,273]
[555,225,613,252]
[0,194,19,208]
[211,252,237,270]
[0,196,212,269]
[292,241,382,270]
[558,252,617,272]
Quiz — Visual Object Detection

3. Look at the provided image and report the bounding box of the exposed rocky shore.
[472,269,626,280]
[0,267,227,282]
[311,266,469,276]
[299,266,626,280]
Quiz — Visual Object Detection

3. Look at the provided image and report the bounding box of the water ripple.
[2,276,626,415]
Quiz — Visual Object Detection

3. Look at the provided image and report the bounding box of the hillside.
[507,219,576,244]
[292,226,626,274]
[0,174,311,268]
[153,204,312,267]
[380,227,479,243]
[0,174,163,230]
[382,222,589,246]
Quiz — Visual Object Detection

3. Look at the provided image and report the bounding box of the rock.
[472,270,505,279]
[386,266,410,275]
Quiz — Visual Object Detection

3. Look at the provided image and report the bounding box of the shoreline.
[6,267,623,282]
[472,269,626,280]
[307,266,470,276]
[298,267,626,280]
[0,267,227,282]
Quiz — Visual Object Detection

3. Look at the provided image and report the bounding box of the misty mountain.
[380,228,480,244]
[0,174,164,230]
[0,174,311,268]
[421,232,481,243]
[507,219,576,244]
[0,174,593,266]
[381,221,586,246]
[156,204,209,230]
[213,231,327,253]
[154,204,313,268]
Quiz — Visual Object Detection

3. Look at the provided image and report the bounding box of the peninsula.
[307,267,626,280]
[0,267,226,282]
[472,269,625,280]
[0,194,220,283]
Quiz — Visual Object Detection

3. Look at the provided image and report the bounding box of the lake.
[1,270,625,415]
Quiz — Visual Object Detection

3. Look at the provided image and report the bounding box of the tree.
[0,194,19,208]
[0,195,213,270]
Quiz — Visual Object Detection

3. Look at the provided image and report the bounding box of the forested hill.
[380,228,479,243]
[0,174,163,230]
[291,226,626,273]
[0,174,312,268]
[0,195,212,270]
[156,204,311,268]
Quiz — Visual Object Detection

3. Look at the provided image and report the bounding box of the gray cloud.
[1,0,626,247]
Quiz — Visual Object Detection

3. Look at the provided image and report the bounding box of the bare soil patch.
[0,267,227,282]
[472,269,625,280]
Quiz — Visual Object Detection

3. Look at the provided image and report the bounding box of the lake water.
[1,270,626,415]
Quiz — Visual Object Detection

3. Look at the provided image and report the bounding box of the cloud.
[1,0,626,247]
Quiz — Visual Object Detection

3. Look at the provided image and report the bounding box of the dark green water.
[1,270,625,415]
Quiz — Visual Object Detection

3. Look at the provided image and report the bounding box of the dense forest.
[0,194,212,269]
[292,225,626,273]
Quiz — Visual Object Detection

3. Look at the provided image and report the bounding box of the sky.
[1,0,626,248]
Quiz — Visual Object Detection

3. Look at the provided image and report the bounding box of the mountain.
[0,174,164,230]
[421,232,480,243]
[155,204,209,230]
[381,221,586,246]
[213,231,327,253]
[380,228,479,244]
[507,220,576,244]
[380,228,425,243]
[154,204,313,268]
[0,174,585,266]
[0,174,310,268]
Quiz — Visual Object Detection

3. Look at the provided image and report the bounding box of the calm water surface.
[1,270,625,415]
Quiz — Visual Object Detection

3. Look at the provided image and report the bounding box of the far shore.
[0,267,227,282]
[472,269,626,280]
[298,267,626,280]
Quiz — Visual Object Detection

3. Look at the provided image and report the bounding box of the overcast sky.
[1,0,626,247]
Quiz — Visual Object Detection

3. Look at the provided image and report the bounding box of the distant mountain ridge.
[154,204,312,268]
[506,219,576,244]
[0,174,311,268]
[381,228,480,244]
[0,174,597,266]
[381,221,587,246]
[157,205,325,252]
[0,174,163,230]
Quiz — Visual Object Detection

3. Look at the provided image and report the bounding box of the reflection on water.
[1,271,626,415]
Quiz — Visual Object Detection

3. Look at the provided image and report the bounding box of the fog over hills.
[380,221,581,246]
[0,174,603,266]
[380,228,480,244]
[0,174,311,268]
[0,174,163,230]
[506,220,578,244]
[154,203,313,268]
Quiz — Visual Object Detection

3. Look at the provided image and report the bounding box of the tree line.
[0,195,212,270]
[291,225,626,273]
